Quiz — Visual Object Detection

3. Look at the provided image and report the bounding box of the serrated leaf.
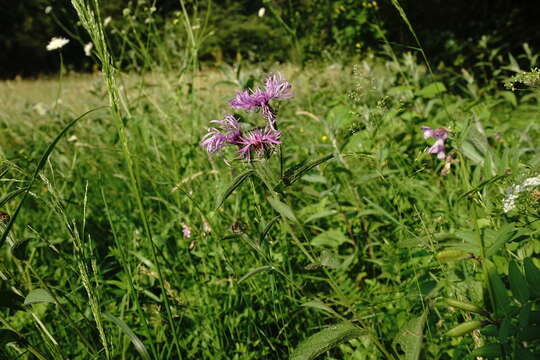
[237,266,275,284]
[104,313,151,360]
[11,238,32,261]
[508,260,529,304]
[291,322,366,360]
[393,311,427,360]
[24,288,57,306]
[215,169,256,209]
[267,197,298,223]
[311,229,349,248]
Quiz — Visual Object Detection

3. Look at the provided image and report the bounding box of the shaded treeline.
[1,0,540,78]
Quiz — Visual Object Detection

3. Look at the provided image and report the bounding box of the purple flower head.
[238,127,281,162]
[201,114,243,154]
[264,73,293,101]
[229,73,292,128]
[182,224,192,238]
[421,126,449,160]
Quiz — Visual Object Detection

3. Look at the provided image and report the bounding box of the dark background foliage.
[1,0,540,78]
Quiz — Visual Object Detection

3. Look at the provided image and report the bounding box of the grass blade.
[104,313,151,360]
[215,169,256,209]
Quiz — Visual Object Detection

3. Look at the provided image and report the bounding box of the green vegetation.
[1,0,540,359]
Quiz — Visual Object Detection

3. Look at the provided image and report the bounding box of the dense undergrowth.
[1,1,540,359]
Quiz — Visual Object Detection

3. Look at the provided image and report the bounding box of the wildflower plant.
[202,73,291,162]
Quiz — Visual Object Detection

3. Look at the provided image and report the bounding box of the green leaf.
[488,267,511,317]
[508,260,529,304]
[267,197,298,223]
[469,344,501,358]
[301,300,341,318]
[104,313,151,360]
[311,229,349,248]
[417,82,447,98]
[238,266,275,284]
[11,238,32,261]
[486,224,517,257]
[24,289,57,306]
[524,258,540,298]
[290,322,366,360]
[393,311,427,360]
[215,169,256,209]
[0,329,21,347]
[460,121,489,165]
[319,250,343,269]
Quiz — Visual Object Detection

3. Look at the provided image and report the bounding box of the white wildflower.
[258,7,266,18]
[104,16,112,27]
[46,37,69,51]
[503,174,540,213]
[84,42,93,56]
[45,6,52,14]
[33,103,48,116]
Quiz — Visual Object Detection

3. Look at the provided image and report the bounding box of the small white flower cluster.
[503,174,540,213]
[46,37,69,51]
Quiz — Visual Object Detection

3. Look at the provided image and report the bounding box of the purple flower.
[421,126,449,160]
[201,114,243,154]
[238,127,281,162]
[182,224,192,238]
[229,73,292,129]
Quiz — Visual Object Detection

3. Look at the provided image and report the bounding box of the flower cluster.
[421,126,449,160]
[503,175,540,213]
[202,74,292,162]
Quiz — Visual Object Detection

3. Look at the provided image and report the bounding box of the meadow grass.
[1,3,540,359]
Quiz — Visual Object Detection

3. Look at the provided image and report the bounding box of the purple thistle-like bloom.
[421,126,449,160]
[229,73,292,129]
[238,127,281,162]
[201,114,243,154]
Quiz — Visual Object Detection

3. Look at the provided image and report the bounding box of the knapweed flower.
[229,73,292,129]
[46,37,69,51]
[238,127,281,162]
[503,174,540,213]
[201,114,243,154]
[421,126,449,160]
[182,224,192,238]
